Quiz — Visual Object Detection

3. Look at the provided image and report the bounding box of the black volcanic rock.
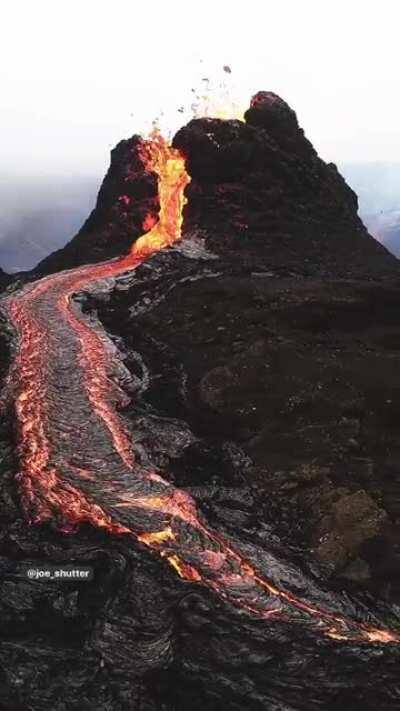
[35,136,158,274]
[172,95,398,278]
[245,91,301,140]
[94,251,400,588]
[0,266,12,289]
[34,92,398,280]
[0,269,8,287]
[1,94,400,710]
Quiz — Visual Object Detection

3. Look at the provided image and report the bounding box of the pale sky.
[1,0,399,177]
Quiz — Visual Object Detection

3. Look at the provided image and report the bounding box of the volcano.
[1,92,400,710]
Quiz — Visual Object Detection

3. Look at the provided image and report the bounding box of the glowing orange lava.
[2,129,400,647]
[133,130,191,257]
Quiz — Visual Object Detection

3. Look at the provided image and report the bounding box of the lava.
[134,129,191,257]
[2,130,400,646]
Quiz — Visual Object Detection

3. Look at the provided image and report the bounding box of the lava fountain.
[2,130,399,645]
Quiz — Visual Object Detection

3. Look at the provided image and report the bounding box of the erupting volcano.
[2,117,399,651]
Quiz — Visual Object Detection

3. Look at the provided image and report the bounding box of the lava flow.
[2,130,399,645]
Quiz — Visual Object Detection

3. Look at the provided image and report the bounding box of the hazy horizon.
[2,159,400,273]
[2,0,400,179]
[2,0,400,271]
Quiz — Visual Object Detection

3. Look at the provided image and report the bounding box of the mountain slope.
[1,93,400,710]
[36,92,398,280]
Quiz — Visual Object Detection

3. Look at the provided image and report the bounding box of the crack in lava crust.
[2,132,399,646]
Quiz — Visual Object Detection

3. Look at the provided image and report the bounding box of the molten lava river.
[2,132,399,646]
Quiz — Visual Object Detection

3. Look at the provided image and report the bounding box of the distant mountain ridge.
[0,176,98,272]
[341,162,400,256]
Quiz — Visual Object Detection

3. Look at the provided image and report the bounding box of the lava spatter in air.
[2,130,400,646]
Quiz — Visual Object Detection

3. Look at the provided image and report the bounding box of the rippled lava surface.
[0,245,399,709]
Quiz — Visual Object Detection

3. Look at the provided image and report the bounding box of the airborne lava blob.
[2,130,400,645]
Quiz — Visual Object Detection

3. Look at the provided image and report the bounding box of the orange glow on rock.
[138,527,176,545]
[164,554,202,582]
[3,127,400,647]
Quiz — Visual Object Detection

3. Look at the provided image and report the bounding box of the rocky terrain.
[92,250,400,599]
[0,269,11,289]
[37,93,397,280]
[50,90,400,596]
[35,138,157,274]
[0,92,400,709]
